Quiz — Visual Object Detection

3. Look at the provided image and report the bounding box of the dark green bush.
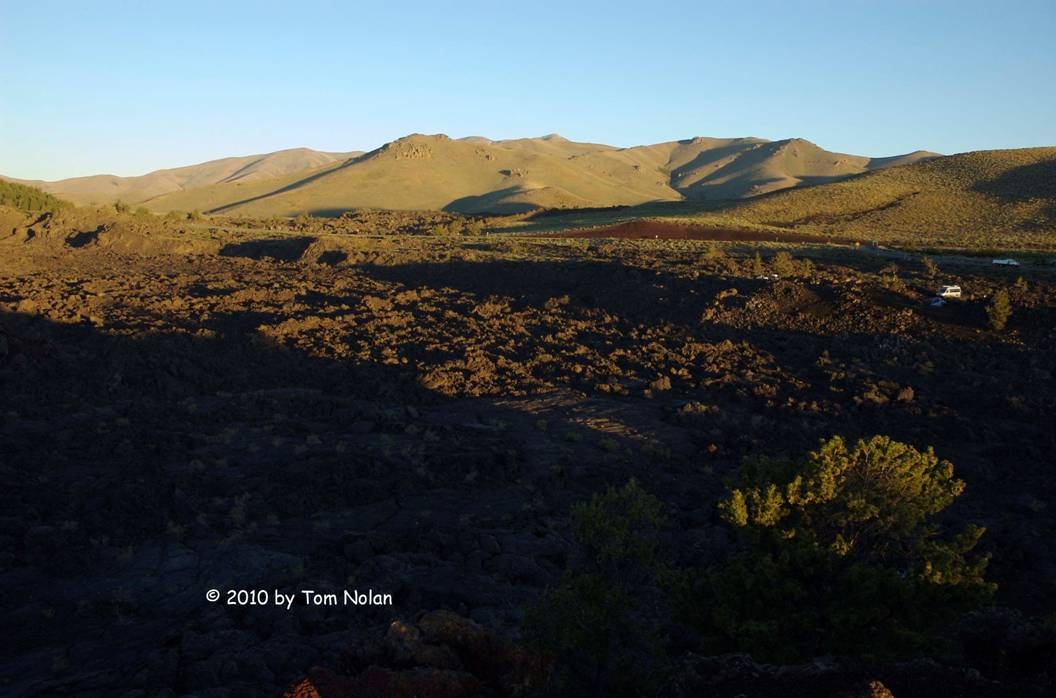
[674,435,994,662]
[772,250,796,276]
[524,479,668,696]
[0,180,70,212]
[986,289,1012,331]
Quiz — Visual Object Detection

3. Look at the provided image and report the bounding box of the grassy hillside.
[146,134,676,216]
[8,148,361,206]
[0,180,70,212]
[714,147,1056,247]
[139,133,935,216]
[140,159,355,215]
[499,147,1056,250]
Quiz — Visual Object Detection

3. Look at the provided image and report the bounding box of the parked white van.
[937,285,962,298]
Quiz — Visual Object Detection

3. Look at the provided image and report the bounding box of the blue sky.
[2,0,1054,180]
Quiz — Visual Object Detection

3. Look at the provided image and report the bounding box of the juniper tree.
[772,250,796,276]
[986,289,1012,331]
[675,436,993,662]
[525,479,668,695]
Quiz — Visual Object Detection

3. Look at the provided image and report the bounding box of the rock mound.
[282,610,550,698]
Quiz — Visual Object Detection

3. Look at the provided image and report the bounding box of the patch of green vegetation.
[426,217,488,236]
[751,251,764,275]
[524,479,668,696]
[428,220,461,236]
[704,242,725,260]
[881,264,911,294]
[0,180,70,212]
[526,437,994,693]
[986,289,1013,331]
[772,250,795,276]
[672,435,994,662]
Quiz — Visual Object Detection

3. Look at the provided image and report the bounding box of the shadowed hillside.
[584,136,936,200]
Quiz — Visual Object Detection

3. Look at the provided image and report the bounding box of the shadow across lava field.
[1,235,1055,696]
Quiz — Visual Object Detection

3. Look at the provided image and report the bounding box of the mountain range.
[3,135,939,216]
[6,148,360,209]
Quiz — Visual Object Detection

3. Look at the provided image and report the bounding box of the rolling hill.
[4,148,361,207]
[494,147,1056,249]
[4,134,938,216]
[152,134,937,216]
[710,146,1056,246]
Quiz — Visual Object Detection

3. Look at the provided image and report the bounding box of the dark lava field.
[2,220,1055,697]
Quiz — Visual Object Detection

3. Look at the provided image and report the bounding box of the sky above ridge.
[1,0,1054,180]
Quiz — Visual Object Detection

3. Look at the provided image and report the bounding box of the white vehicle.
[937,285,962,298]
[992,258,1020,266]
